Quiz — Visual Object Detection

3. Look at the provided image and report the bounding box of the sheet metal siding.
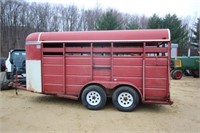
[42,56,91,95]
[26,43,41,60]
[26,60,42,92]
[41,50,169,100]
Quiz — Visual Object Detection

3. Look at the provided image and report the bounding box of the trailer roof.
[26,29,170,44]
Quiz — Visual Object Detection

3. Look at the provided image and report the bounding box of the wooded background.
[0,0,199,57]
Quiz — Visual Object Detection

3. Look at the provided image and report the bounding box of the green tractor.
[171,56,200,79]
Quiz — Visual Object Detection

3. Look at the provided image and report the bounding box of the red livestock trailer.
[26,29,173,112]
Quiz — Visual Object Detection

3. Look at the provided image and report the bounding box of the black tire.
[170,69,175,78]
[190,70,199,78]
[112,86,139,112]
[172,70,183,80]
[183,69,191,76]
[81,85,107,110]
[1,81,10,90]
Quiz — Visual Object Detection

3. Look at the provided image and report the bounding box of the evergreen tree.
[148,14,162,29]
[95,10,122,30]
[162,14,189,55]
[191,18,200,48]
[148,14,189,55]
[127,21,140,29]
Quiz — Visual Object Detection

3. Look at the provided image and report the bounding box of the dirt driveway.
[0,77,199,133]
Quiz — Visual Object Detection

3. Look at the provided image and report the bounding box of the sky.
[26,0,199,18]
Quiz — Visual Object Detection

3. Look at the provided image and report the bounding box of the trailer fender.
[79,81,142,101]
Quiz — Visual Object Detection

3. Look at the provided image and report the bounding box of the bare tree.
[48,5,62,31]
[61,5,79,31]
[0,0,193,57]
[139,15,149,29]
[1,0,25,56]
[79,7,102,31]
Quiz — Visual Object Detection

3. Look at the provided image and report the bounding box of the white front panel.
[26,60,42,93]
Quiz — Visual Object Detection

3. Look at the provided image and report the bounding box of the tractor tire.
[183,69,191,76]
[170,69,175,78]
[172,70,183,80]
[190,70,199,78]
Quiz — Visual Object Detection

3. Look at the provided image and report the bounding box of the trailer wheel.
[112,86,139,112]
[172,70,183,80]
[81,85,107,110]
[190,70,199,78]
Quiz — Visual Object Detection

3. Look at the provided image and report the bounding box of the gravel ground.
[0,76,200,133]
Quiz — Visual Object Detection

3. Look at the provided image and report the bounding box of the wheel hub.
[123,97,128,101]
[118,92,133,107]
[86,91,101,106]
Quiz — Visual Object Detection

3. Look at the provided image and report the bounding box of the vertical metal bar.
[142,42,146,101]
[63,43,66,94]
[111,42,113,81]
[15,70,18,95]
[41,43,44,93]
[91,43,93,81]
[167,41,171,96]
